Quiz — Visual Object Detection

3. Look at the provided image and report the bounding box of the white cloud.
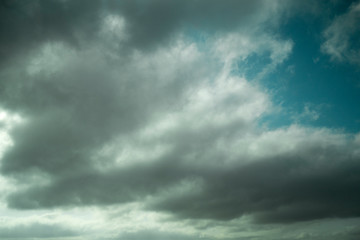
[212,32,293,77]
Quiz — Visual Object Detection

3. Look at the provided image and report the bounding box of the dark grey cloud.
[0,0,282,68]
[5,124,360,225]
[6,156,186,208]
[110,0,272,50]
[0,0,103,67]
[148,142,360,223]
[0,222,78,239]
[0,32,207,178]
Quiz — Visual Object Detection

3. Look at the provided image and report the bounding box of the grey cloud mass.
[5,122,360,224]
[0,0,278,66]
[149,135,360,223]
[0,0,103,68]
[0,1,360,240]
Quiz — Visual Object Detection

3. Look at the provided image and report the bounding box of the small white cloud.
[212,32,293,77]
[291,103,323,123]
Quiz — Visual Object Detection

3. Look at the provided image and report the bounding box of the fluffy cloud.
[0,33,277,209]
[2,33,360,224]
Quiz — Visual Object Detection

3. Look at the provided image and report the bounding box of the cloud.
[0,35,275,209]
[290,103,325,123]
[147,126,360,223]
[107,0,283,50]
[321,1,360,65]
[0,3,359,240]
[0,0,285,70]
[0,2,291,211]
[0,0,104,69]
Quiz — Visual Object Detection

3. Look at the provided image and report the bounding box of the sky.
[0,0,360,239]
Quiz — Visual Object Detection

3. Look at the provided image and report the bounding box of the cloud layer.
[0,1,360,239]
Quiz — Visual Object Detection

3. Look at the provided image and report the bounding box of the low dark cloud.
[148,142,360,223]
[5,126,360,224]
[6,156,186,208]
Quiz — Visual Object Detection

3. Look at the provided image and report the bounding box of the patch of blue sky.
[259,7,360,133]
[185,1,360,133]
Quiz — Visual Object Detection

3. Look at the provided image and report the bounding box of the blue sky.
[0,1,360,240]
[261,6,360,132]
